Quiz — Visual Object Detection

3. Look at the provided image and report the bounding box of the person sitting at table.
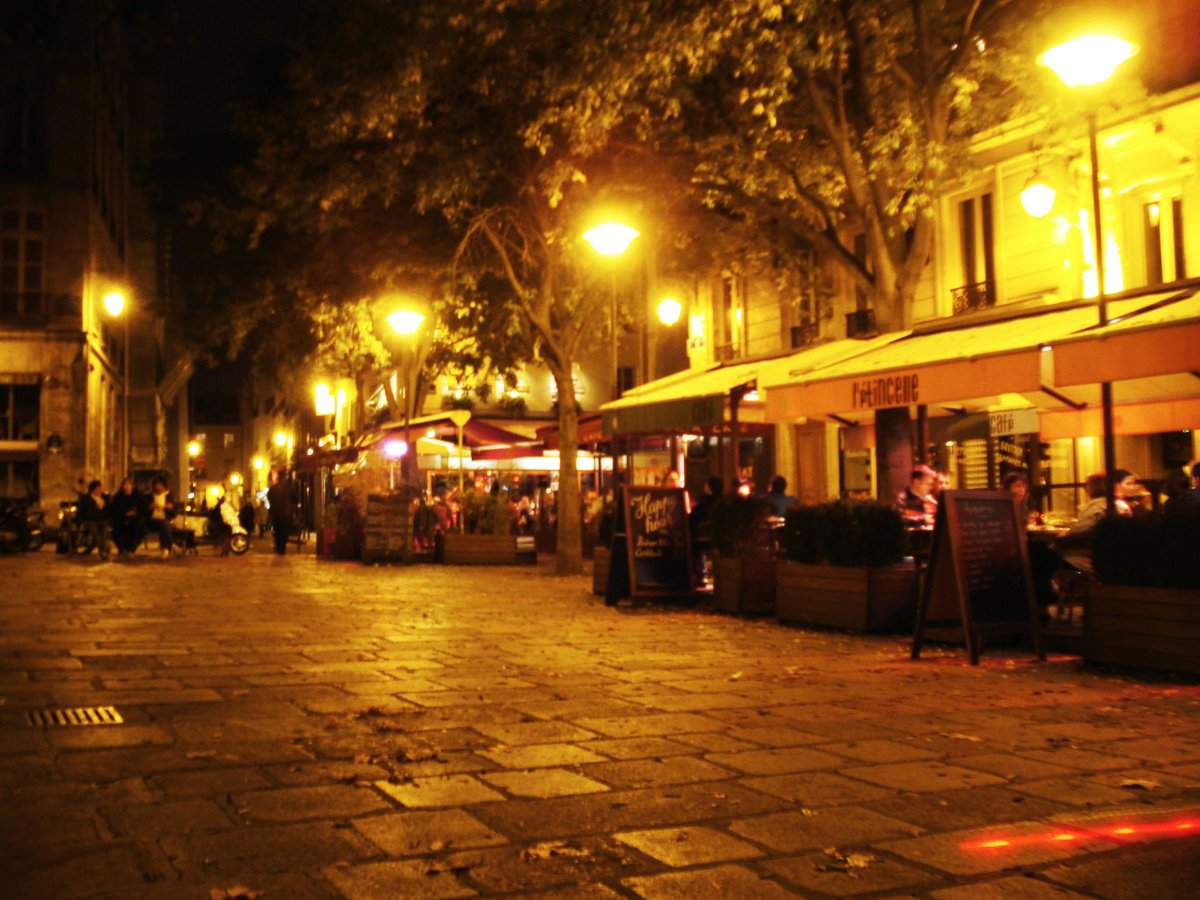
[894,465,938,526]
[1002,470,1031,523]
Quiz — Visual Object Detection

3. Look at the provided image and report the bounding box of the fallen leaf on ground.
[521,841,592,861]
[1119,778,1161,791]
[209,887,263,900]
[729,671,743,681]
[940,733,983,742]
[815,848,876,873]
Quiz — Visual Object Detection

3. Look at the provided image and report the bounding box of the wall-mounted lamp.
[1020,173,1056,218]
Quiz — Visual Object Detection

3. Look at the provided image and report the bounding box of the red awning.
[537,412,608,449]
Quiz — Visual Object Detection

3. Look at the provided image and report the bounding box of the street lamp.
[583,223,640,400]
[657,296,683,326]
[1041,32,1137,515]
[386,304,427,487]
[102,291,130,476]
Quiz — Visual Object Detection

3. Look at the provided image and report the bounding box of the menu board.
[622,486,693,597]
[912,490,1043,665]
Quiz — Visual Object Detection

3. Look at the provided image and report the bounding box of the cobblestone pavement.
[1,545,1198,899]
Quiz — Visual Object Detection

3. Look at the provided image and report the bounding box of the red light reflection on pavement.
[963,817,1200,854]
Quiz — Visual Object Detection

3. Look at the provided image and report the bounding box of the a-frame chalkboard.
[605,486,694,605]
[912,490,1044,665]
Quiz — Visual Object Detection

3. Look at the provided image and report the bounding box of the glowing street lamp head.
[229,472,242,487]
[386,309,426,336]
[273,431,289,448]
[383,439,408,459]
[186,440,202,458]
[1020,179,1056,218]
[582,223,639,257]
[252,456,265,470]
[102,292,126,317]
[1040,35,1136,87]
[657,296,683,326]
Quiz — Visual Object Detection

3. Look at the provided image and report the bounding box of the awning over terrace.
[762,286,1200,424]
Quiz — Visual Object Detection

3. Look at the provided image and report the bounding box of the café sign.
[988,409,1039,436]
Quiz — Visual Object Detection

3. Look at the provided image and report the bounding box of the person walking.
[266,469,293,555]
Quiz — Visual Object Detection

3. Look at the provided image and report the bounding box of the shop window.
[1,208,45,317]
[1143,197,1186,285]
[0,383,39,441]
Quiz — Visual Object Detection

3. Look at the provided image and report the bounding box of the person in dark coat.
[266,469,293,555]
[109,477,145,558]
[78,479,111,559]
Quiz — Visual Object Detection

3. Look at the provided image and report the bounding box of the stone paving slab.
[1,551,1198,898]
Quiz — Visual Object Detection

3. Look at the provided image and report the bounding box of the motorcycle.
[0,498,44,553]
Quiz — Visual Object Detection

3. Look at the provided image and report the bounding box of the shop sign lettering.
[988,409,1039,436]
[850,373,919,410]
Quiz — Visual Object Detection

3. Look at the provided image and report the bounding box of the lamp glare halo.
[583,223,639,256]
[657,296,683,325]
[1040,35,1136,87]
[386,309,426,335]
[103,292,125,317]
[1020,181,1056,218]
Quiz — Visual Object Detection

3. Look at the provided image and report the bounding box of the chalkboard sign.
[912,490,1043,665]
[622,486,693,597]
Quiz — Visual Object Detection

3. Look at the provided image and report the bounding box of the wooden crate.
[776,562,917,632]
[712,556,776,615]
[1084,584,1200,675]
[442,533,518,565]
[592,546,610,595]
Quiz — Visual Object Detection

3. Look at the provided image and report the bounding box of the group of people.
[73,476,180,560]
[68,467,298,560]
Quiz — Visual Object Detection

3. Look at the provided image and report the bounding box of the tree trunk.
[552,369,582,575]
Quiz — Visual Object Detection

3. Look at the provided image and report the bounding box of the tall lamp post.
[582,223,640,401]
[1041,34,1137,516]
[103,290,129,476]
[386,306,427,487]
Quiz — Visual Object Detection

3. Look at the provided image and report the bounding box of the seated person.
[761,475,798,517]
[1002,470,1031,523]
[1056,470,1134,567]
[109,477,145,558]
[894,465,938,526]
[145,476,177,559]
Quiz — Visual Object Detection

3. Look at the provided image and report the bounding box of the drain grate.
[25,706,124,727]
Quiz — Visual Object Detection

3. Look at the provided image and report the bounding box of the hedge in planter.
[443,489,520,565]
[710,493,775,615]
[1085,510,1200,675]
[775,499,917,632]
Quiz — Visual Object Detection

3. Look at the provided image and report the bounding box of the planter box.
[443,533,518,565]
[1084,584,1200,675]
[776,561,918,632]
[713,556,776,615]
[593,546,611,595]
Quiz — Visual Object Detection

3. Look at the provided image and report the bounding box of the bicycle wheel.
[230,532,250,555]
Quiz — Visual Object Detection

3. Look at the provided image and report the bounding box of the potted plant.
[710,492,776,615]
[442,488,519,564]
[775,499,916,632]
[1084,510,1200,675]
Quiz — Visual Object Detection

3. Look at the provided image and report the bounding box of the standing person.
[145,476,177,559]
[109,477,145,558]
[894,465,938,526]
[78,479,111,559]
[688,476,724,583]
[266,469,293,555]
[761,475,798,516]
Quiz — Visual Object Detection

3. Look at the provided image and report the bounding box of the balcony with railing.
[845,308,876,338]
[951,281,996,315]
[790,321,820,349]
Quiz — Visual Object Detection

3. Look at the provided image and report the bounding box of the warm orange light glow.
[582,222,639,257]
[963,816,1200,855]
[1051,833,1077,842]
[1041,35,1136,87]
[186,440,202,458]
[386,309,426,336]
[978,840,1010,849]
[103,291,126,317]
[657,296,683,325]
[1112,827,1135,835]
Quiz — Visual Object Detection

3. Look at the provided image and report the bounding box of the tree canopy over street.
[188,0,1056,572]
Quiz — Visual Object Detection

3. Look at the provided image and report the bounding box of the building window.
[955,193,996,311]
[0,460,38,498]
[0,383,39,441]
[1,209,45,317]
[1143,198,1186,285]
[616,366,636,397]
[1,82,48,174]
[223,432,236,449]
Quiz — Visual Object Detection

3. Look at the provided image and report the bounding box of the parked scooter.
[0,498,44,553]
